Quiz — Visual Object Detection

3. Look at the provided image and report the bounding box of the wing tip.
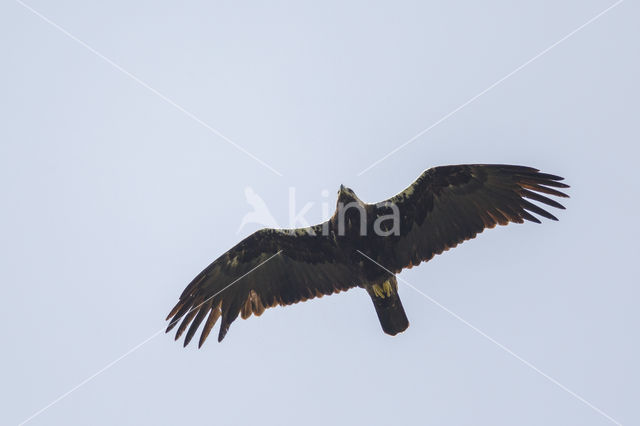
[165,318,179,334]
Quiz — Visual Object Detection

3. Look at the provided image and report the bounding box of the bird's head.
[337,184,361,204]
[338,185,357,201]
[333,184,367,236]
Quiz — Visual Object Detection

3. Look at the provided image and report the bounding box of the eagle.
[166,164,569,347]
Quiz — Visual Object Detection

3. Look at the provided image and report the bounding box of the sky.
[2,1,639,425]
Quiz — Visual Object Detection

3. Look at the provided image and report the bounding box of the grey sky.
[2,1,638,425]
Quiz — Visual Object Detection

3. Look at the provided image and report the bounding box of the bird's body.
[166,164,569,347]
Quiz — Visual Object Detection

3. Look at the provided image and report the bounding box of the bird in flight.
[166,164,569,347]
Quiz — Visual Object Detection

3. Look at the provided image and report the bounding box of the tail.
[366,277,409,336]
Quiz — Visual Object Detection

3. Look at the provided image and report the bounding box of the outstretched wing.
[166,225,360,347]
[375,164,569,272]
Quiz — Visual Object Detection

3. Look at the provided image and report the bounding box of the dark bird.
[166,164,569,347]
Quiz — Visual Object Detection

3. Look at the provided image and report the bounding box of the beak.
[339,184,345,191]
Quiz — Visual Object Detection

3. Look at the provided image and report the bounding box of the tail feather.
[366,278,409,336]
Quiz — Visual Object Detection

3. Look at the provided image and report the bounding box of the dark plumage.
[166,164,569,347]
